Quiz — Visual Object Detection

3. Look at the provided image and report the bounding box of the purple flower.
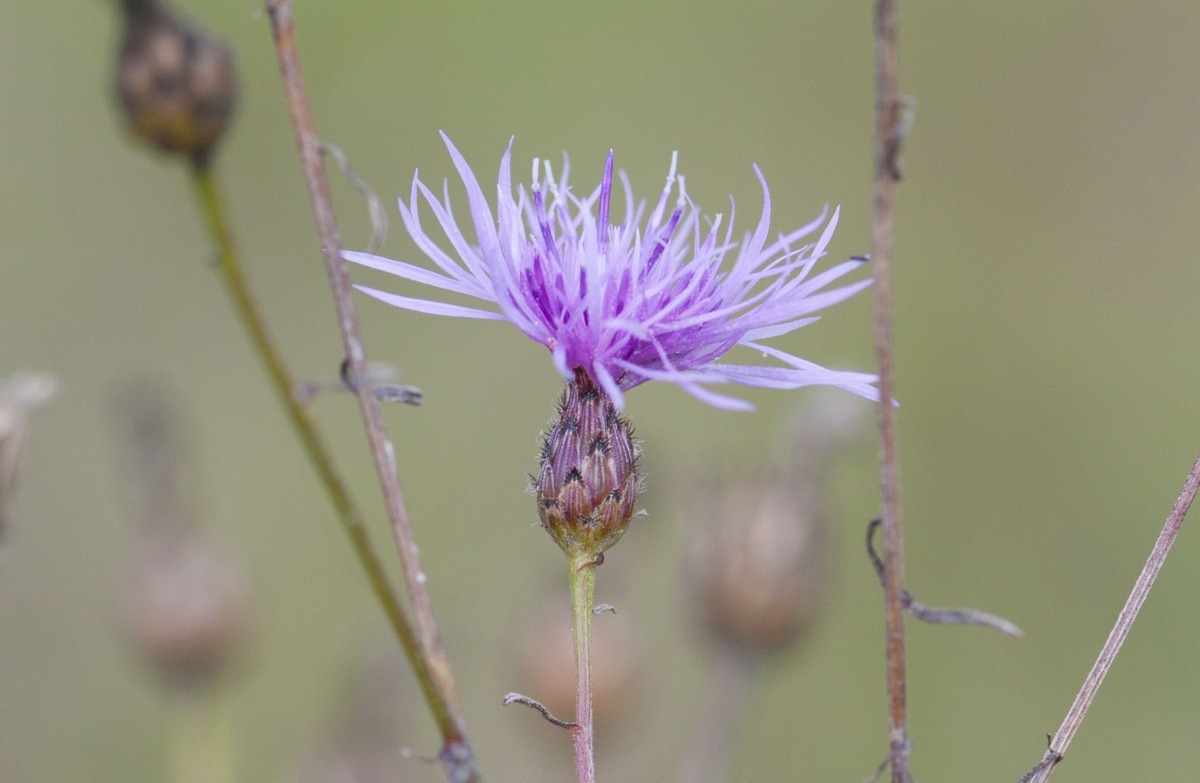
[345,134,878,411]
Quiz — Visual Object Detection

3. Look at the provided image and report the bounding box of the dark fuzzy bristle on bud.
[114,0,237,166]
[536,370,639,560]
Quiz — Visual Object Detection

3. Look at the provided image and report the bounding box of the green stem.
[170,692,233,783]
[187,165,454,739]
[568,552,598,783]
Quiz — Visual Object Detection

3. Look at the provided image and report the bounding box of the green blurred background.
[4,1,1200,781]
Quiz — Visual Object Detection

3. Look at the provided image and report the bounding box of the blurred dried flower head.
[114,0,237,165]
[520,593,642,729]
[0,372,58,538]
[115,384,254,689]
[688,468,829,652]
[121,533,254,689]
[686,392,869,653]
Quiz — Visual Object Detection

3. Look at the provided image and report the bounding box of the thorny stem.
[871,0,911,781]
[1020,451,1200,783]
[237,6,483,776]
[189,167,443,746]
[568,552,598,783]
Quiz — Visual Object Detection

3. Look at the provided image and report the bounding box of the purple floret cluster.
[345,134,877,410]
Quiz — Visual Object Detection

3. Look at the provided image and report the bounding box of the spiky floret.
[536,371,639,559]
[345,134,878,411]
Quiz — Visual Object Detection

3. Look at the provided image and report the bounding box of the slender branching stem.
[871,1,911,781]
[189,168,430,715]
[260,5,480,779]
[1020,451,1200,783]
[568,553,598,783]
[191,163,475,779]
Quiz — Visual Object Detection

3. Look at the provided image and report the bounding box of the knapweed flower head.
[345,133,878,412]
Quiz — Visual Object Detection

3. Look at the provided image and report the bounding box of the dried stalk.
[871,0,911,780]
[1020,452,1200,782]
[262,3,479,780]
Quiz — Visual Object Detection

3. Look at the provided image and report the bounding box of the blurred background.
[3,1,1200,781]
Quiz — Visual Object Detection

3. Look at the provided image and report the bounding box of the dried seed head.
[536,370,639,560]
[114,0,237,166]
[686,392,869,653]
[121,533,254,690]
[687,469,829,653]
[115,385,253,689]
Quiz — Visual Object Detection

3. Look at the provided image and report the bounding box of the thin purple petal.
[346,137,879,409]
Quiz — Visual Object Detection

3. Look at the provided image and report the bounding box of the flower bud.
[536,370,639,560]
[114,0,237,166]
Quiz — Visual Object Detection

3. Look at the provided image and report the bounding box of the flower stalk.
[568,551,598,783]
[263,4,480,778]
[872,0,912,779]
[189,165,473,777]
[113,0,476,767]
[1020,450,1200,783]
[534,369,638,781]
